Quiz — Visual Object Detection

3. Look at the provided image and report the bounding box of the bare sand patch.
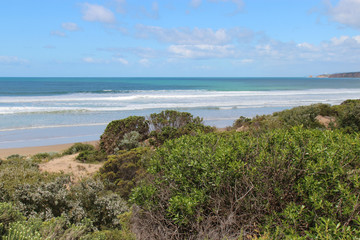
[39,153,103,181]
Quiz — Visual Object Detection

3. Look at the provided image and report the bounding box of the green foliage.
[131,129,360,239]
[148,110,203,131]
[63,143,95,155]
[0,157,62,197]
[275,103,334,129]
[99,147,151,199]
[334,99,360,132]
[11,177,128,229]
[2,222,41,240]
[100,116,149,154]
[76,150,107,163]
[30,152,61,163]
[0,202,25,236]
[148,110,214,145]
[119,131,141,150]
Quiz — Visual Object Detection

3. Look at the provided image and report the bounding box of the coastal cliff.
[317,71,360,78]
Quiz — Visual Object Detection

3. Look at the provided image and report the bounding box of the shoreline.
[0,141,98,159]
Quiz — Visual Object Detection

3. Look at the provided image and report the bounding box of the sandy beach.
[0,141,98,159]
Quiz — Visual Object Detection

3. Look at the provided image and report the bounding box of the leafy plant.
[63,143,95,155]
[100,116,149,154]
[131,128,360,239]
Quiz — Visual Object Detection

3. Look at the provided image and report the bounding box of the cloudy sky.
[1,0,360,77]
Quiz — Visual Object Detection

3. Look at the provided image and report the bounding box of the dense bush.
[333,99,360,132]
[76,150,107,163]
[148,110,214,145]
[8,177,128,230]
[148,110,203,131]
[100,116,149,154]
[275,103,335,129]
[99,147,151,199]
[131,129,360,239]
[0,157,62,196]
[63,142,95,155]
[0,202,25,236]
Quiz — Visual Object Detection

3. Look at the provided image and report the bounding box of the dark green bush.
[100,116,149,154]
[0,202,25,236]
[148,110,203,131]
[63,143,95,155]
[31,152,60,163]
[334,99,360,132]
[274,103,334,129]
[148,110,214,145]
[131,129,360,239]
[99,147,151,199]
[76,150,107,163]
[11,177,128,229]
[0,157,62,196]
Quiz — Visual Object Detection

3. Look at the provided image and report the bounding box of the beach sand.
[0,141,98,159]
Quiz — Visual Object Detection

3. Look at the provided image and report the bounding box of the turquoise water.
[1,77,360,148]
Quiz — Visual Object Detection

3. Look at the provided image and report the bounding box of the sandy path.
[39,153,103,181]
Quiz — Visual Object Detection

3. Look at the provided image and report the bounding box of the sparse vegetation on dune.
[1,105,360,239]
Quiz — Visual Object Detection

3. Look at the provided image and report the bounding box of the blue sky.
[1,0,360,77]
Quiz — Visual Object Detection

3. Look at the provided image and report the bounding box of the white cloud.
[51,30,66,37]
[112,57,129,64]
[139,58,150,66]
[168,44,236,59]
[83,57,129,64]
[83,57,98,63]
[190,0,202,8]
[327,0,360,29]
[0,56,28,64]
[135,25,253,45]
[62,22,80,31]
[82,3,116,23]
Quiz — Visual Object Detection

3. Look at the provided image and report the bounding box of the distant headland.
[316,71,360,78]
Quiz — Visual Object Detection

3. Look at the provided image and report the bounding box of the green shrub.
[131,129,360,239]
[100,116,149,154]
[2,222,41,240]
[334,99,360,132]
[63,143,95,155]
[0,202,25,236]
[119,131,141,150]
[148,110,214,145]
[0,157,62,197]
[31,152,61,163]
[99,147,151,199]
[76,150,107,163]
[148,110,203,131]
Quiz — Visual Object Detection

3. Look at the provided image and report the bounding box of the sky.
[0,0,360,77]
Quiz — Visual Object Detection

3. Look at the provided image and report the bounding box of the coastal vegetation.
[1,103,360,239]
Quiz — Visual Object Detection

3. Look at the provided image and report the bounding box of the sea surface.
[1,77,360,149]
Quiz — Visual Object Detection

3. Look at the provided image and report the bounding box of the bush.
[63,143,95,155]
[99,147,151,199]
[100,116,149,154]
[148,110,203,131]
[148,110,214,145]
[0,202,25,236]
[76,150,107,163]
[0,157,62,197]
[31,152,60,163]
[2,221,41,240]
[334,99,360,132]
[131,129,360,239]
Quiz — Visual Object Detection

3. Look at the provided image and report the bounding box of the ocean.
[1,77,360,149]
